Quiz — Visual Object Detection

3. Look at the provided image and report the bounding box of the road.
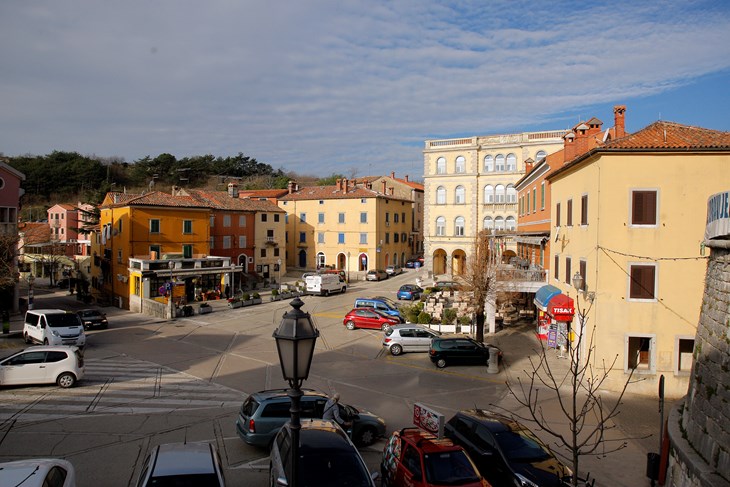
[0,271,660,486]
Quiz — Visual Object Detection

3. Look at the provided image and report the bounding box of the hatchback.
[0,458,76,487]
[0,345,84,388]
[366,269,388,281]
[445,410,572,487]
[135,441,226,487]
[382,325,441,356]
[381,428,488,487]
[428,336,502,369]
[270,419,377,487]
[77,309,108,330]
[386,265,403,276]
[396,284,423,301]
[344,308,401,331]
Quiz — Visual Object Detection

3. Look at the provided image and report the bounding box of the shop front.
[533,285,575,352]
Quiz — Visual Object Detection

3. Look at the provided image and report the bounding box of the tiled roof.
[238,189,289,199]
[184,189,284,212]
[279,184,410,202]
[602,121,730,150]
[103,191,208,209]
[18,222,50,243]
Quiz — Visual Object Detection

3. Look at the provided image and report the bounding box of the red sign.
[413,403,444,438]
[547,294,575,322]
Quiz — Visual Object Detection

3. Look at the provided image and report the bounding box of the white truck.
[305,274,347,296]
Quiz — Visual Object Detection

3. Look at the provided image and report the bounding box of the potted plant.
[270,289,280,301]
[242,292,253,306]
[227,296,242,309]
[199,302,213,314]
[252,292,262,304]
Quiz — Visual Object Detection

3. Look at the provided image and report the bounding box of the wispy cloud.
[1,0,729,178]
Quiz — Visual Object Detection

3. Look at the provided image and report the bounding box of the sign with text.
[413,402,444,438]
[706,190,730,240]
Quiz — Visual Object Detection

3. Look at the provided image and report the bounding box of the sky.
[2,1,730,180]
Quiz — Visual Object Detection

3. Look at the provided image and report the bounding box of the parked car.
[354,297,404,320]
[344,308,401,331]
[270,419,377,487]
[386,265,403,276]
[405,257,425,268]
[0,458,77,487]
[23,309,86,348]
[135,441,226,487]
[445,409,572,487]
[235,388,386,447]
[428,336,502,369]
[0,345,84,388]
[381,428,488,487]
[382,324,442,356]
[76,309,108,330]
[434,280,462,291]
[56,278,70,289]
[366,269,388,281]
[397,284,423,301]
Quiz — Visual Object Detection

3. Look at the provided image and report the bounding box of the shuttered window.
[556,203,561,227]
[630,265,656,299]
[581,195,588,225]
[579,261,587,291]
[567,199,573,226]
[565,257,572,285]
[632,191,657,225]
[554,255,560,280]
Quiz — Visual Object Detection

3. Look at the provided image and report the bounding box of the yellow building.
[423,131,565,276]
[547,121,730,397]
[278,179,412,276]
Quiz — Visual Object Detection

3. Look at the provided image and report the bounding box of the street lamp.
[347,252,351,283]
[571,271,595,358]
[277,258,282,290]
[272,297,319,487]
[168,261,175,320]
[27,274,35,310]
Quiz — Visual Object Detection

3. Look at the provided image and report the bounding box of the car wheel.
[436,358,447,368]
[390,344,403,356]
[356,426,377,446]
[346,320,356,330]
[23,332,31,344]
[56,372,76,388]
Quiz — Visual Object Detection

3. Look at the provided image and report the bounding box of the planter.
[228,300,242,309]
[199,305,213,315]
[252,298,263,305]
[242,300,254,307]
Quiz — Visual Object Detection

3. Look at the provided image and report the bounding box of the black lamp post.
[273,297,319,487]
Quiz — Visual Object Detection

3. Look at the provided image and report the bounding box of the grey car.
[235,388,386,447]
[135,441,226,487]
[382,324,442,356]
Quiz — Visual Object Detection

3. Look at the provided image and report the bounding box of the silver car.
[135,442,226,487]
[382,324,442,356]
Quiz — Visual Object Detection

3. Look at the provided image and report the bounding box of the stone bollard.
[487,346,499,374]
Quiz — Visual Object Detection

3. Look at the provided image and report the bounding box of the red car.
[343,308,401,331]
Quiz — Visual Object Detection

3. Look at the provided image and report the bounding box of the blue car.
[396,284,423,301]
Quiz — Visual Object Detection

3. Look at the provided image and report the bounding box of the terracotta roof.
[18,222,50,243]
[279,184,410,202]
[602,121,730,150]
[103,191,208,209]
[184,189,284,212]
[238,189,289,198]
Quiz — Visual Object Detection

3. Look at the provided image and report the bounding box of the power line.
[597,245,708,262]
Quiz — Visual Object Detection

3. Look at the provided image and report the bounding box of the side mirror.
[276,476,289,486]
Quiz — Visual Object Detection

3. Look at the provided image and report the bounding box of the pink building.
[0,160,26,312]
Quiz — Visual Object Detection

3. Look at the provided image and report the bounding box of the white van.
[23,309,86,348]
[305,274,347,296]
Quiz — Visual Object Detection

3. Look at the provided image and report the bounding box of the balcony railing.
[496,267,546,283]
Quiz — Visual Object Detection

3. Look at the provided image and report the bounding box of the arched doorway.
[432,249,447,275]
[384,253,390,267]
[337,253,346,270]
[359,253,368,271]
[298,249,307,268]
[452,250,467,276]
[502,249,516,264]
[316,252,325,269]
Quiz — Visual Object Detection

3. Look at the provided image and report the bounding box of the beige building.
[547,121,730,397]
[278,179,413,276]
[423,131,565,276]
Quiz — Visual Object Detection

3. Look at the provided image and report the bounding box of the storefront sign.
[705,190,730,240]
[413,402,444,438]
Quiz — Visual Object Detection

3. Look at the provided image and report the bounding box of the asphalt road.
[0,271,662,486]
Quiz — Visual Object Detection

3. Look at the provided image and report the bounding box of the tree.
[497,295,643,486]
[460,229,498,343]
[0,234,19,311]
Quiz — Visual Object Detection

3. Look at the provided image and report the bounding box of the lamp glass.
[572,271,584,291]
[273,298,319,383]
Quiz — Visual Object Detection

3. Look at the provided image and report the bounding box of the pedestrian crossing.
[0,356,244,424]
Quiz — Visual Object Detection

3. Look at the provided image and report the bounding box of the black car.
[76,309,108,330]
[428,336,501,368]
[445,409,572,487]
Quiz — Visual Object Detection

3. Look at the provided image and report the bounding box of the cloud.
[1,0,729,178]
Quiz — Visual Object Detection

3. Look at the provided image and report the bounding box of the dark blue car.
[396,284,423,300]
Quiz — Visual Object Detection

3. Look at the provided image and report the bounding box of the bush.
[242,293,250,301]
[252,292,260,299]
[442,308,457,325]
[417,311,432,324]
[401,302,423,323]
[271,289,279,296]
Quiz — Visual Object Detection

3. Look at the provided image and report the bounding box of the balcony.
[265,236,278,246]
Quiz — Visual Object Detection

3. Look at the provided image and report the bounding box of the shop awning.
[534,284,561,310]
[515,236,548,245]
[547,294,575,322]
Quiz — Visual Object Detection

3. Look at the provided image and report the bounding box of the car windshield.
[493,428,552,462]
[299,450,372,487]
[46,314,82,328]
[79,310,102,318]
[423,450,480,485]
[374,296,398,308]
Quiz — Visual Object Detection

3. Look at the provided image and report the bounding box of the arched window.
[536,150,547,162]
[455,185,465,204]
[495,216,505,230]
[483,216,494,230]
[495,184,506,203]
[484,185,494,203]
[495,154,505,171]
[436,186,446,204]
[436,217,446,236]
[455,156,465,173]
[506,153,517,171]
[436,157,446,174]
[454,217,465,236]
[484,155,494,172]
[506,184,517,203]
[505,216,516,230]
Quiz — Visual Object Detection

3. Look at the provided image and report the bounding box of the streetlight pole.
[347,252,351,283]
[571,271,594,360]
[168,261,175,320]
[273,298,319,487]
[277,258,282,290]
[27,274,35,310]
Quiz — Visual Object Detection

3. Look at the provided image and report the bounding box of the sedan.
[366,269,388,281]
[343,308,401,331]
[77,309,108,330]
[382,324,441,356]
[396,284,423,300]
[429,336,502,368]
[385,265,402,276]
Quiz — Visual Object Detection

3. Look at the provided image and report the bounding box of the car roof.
[252,388,326,401]
[295,420,351,449]
[399,428,461,453]
[25,309,67,314]
[20,345,78,353]
[152,442,216,476]
[0,458,74,485]
[454,409,523,433]
[390,323,428,330]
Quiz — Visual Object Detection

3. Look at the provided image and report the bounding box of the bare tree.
[496,297,643,486]
[460,229,498,343]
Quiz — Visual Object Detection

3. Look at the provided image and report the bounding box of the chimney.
[613,105,626,138]
[391,171,395,179]
[228,182,238,198]
[524,158,534,174]
[381,180,387,194]
[342,178,348,193]
[336,178,342,191]
[287,180,297,194]
[404,174,409,182]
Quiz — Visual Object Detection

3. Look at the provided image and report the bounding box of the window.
[581,194,588,225]
[274,213,280,222]
[394,213,399,223]
[209,236,215,249]
[495,154,505,171]
[359,233,367,244]
[554,255,560,280]
[579,260,587,291]
[567,199,573,226]
[495,184,505,203]
[526,193,530,213]
[183,220,192,234]
[318,213,325,224]
[556,202,561,227]
[394,233,399,243]
[536,150,547,162]
[149,219,160,234]
[402,212,406,224]
[299,232,306,243]
[455,186,465,204]
[359,212,366,223]
[239,235,247,248]
[631,190,658,225]
[223,235,232,249]
[506,153,516,171]
[117,249,123,264]
[317,232,325,243]
[300,213,306,223]
[453,155,465,173]
[223,215,231,227]
[495,216,505,230]
[385,233,390,244]
[505,216,516,231]
[239,215,246,226]
[260,248,267,258]
[436,186,446,204]
[484,185,494,203]
[540,182,545,210]
[150,244,161,256]
[436,217,446,236]
[483,216,493,230]
[629,264,656,300]
[261,213,268,222]
[340,212,347,224]
[484,155,494,172]
[626,334,656,373]
[676,337,695,373]
[436,157,446,174]
[385,212,390,223]
[319,200,324,205]
[338,233,345,244]
[532,188,536,213]
[506,184,516,203]
[455,217,465,236]
[565,256,571,284]
[182,245,192,258]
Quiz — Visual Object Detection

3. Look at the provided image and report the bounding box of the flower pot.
[199,305,213,315]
